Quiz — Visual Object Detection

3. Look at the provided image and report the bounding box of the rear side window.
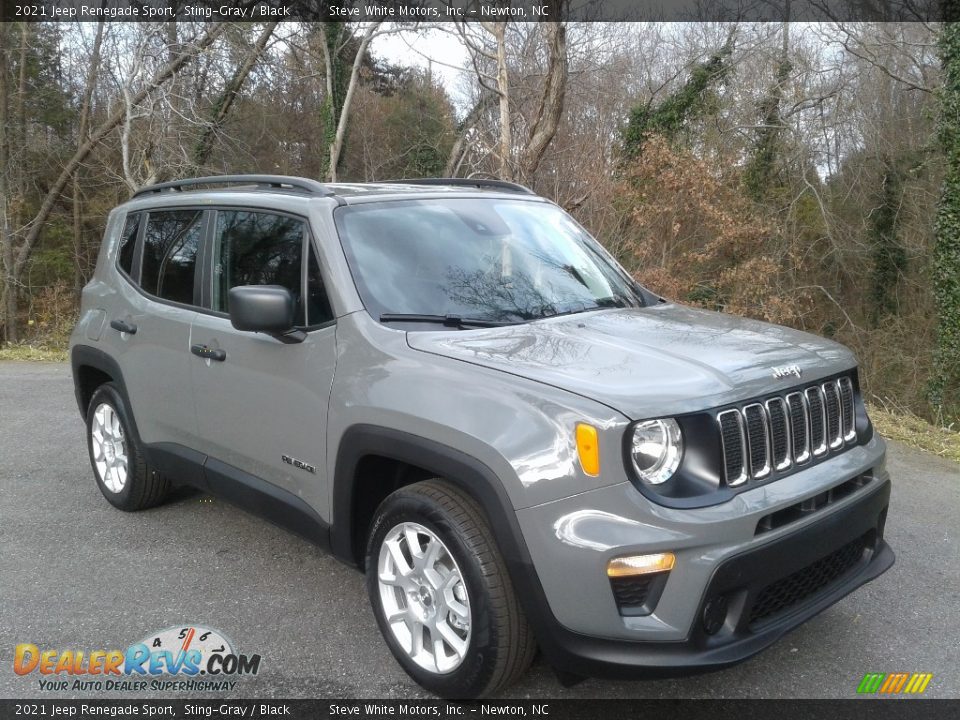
[212,210,306,325]
[140,210,203,305]
[117,213,140,278]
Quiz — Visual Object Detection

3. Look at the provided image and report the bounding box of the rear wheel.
[365,480,536,698]
[86,383,169,511]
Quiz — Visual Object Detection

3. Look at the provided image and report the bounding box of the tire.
[85,383,170,511]
[365,479,536,698]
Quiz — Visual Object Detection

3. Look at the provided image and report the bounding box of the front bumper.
[511,439,894,678]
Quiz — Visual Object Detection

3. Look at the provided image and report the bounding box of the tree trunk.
[518,18,568,181]
[444,93,495,176]
[72,21,105,300]
[192,21,278,169]
[15,23,27,159]
[319,22,344,181]
[492,23,513,181]
[326,22,382,182]
[0,24,15,342]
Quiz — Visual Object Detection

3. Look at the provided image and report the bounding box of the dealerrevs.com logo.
[14,625,261,692]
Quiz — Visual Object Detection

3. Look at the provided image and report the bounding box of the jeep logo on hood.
[772,364,803,380]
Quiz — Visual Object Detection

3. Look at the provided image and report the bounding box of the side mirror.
[228,285,305,344]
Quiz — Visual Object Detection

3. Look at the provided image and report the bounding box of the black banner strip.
[1,699,960,720]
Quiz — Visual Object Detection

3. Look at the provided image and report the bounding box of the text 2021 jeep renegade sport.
[70,175,894,698]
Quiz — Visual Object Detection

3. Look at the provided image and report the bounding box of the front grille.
[718,375,860,487]
[748,534,868,627]
[755,474,873,534]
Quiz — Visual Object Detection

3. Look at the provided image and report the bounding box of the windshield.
[335,198,642,326]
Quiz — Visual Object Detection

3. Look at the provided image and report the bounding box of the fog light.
[702,596,728,635]
[606,552,675,578]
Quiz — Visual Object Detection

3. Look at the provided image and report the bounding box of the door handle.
[191,344,226,362]
[109,319,137,335]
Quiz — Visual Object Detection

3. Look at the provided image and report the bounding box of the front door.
[188,209,337,521]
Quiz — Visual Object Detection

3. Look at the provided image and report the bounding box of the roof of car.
[128,175,541,204]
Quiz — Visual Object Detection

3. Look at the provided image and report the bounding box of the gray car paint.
[517,436,887,639]
[187,312,338,517]
[406,304,857,421]
[70,183,888,646]
[74,210,201,448]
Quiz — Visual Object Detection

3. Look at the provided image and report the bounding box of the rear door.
[108,208,206,448]
[188,208,337,520]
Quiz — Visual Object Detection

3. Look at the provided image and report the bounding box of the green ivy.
[931,20,960,421]
[744,57,791,200]
[870,159,908,326]
[621,37,734,158]
[320,20,349,176]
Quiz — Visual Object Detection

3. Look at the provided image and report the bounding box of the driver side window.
[212,210,307,325]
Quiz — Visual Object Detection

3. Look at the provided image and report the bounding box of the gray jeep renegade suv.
[70,175,894,697]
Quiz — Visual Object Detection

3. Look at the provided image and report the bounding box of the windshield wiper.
[532,296,635,322]
[379,313,519,328]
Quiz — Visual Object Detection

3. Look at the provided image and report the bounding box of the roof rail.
[389,178,536,195]
[132,175,332,199]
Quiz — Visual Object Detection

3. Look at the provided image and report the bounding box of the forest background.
[1,16,958,456]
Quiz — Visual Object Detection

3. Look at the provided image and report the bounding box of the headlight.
[630,418,683,485]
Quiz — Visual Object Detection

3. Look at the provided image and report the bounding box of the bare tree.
[72,21,106,298]
[517,19,568,180]
[0,24,13,341]
[444,92,496,176]
[192,21,279,169]
[321,21,390,182]
[455,8,569,182]
[0,22,227,338]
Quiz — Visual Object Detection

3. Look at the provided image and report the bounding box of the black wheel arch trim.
[330,424,568,650]
[70,344,145,446]
[331,425,527,566]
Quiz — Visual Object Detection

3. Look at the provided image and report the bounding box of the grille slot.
[717,376,859,488]
[823,381,843,449]
[718,410,748,486]
[743,404,771,478]
[786,392,810,463]
[766,398,791,470]
[838,377,856,441]
[805,386,828,456]
[755,474,873,534]
[748,533,869,627]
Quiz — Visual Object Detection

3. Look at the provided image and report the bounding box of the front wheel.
[365,480,536,698]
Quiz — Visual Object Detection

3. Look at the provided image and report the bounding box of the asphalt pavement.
[1,361,957,699]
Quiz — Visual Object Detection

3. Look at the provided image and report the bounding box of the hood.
[405,304,856,420]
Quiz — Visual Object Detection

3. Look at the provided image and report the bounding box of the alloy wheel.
[90,402,128,494]
[377,522,472,674]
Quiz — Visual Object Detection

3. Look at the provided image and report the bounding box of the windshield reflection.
[335,198,641,326]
